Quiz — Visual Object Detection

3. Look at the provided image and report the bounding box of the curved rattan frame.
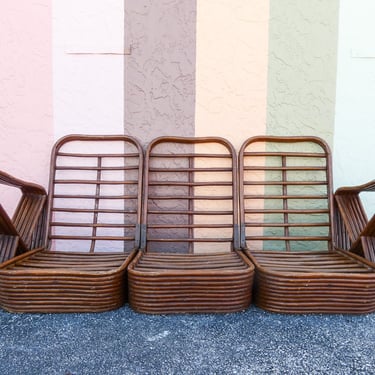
[0,135,143,313]
[128,136,254,314]
[239,136,375,314]
[335,180,375,263]
[0,170,47,263]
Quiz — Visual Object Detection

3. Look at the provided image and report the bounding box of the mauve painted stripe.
[124,1,196,143]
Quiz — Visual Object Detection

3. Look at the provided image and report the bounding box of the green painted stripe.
[266,0,339,146]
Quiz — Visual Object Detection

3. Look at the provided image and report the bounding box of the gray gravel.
[1,305,375,375]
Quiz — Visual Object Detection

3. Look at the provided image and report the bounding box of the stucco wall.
[124,0,196,144]
[1,0,375,222]
[53,0,124,139]
[266,0,339,147]
[0,1,53,213]
[195,0,269,150]
[333,0,375,213]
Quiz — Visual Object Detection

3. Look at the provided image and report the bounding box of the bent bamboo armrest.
[0,170,47,258]
[335,179,375,261]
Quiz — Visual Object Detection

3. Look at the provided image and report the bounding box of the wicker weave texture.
[0,135,143,313]
[239,136,375,314]
[128,136,254,314]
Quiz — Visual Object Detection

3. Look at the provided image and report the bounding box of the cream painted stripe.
[195,1,269,251]
[195,0,269,151]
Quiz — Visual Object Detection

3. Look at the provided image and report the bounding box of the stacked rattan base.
[128,251,254,314]
[0,249,136,313]
[246,250,375,314]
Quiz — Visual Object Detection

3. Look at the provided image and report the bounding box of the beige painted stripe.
[195,0,269,151]
[195,1,269,251]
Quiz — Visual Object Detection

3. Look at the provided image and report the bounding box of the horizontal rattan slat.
[7,250,130,272]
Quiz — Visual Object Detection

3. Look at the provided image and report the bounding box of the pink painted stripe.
[0,1,53,213]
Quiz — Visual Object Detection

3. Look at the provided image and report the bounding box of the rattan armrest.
[0,169,47,258]
[335,180,375,261]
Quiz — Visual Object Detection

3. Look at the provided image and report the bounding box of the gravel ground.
[1,305,375,375]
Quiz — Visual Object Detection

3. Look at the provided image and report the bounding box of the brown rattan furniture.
[128,136,254,314]
[0,135,143,313]
[335,180,375,263]
[239,136,375,314]
[0,170,47,263]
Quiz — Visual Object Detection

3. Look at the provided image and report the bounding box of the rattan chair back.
[239,136,333,252]
[47,134,143,253]
[142,136,239,253]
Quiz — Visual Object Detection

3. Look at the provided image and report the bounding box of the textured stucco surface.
[266,0,339,146]
[124,0,196,144]
[195,0,269,150]
[0,1,53,214]
[53,0,125,140]
[333,0,375,214]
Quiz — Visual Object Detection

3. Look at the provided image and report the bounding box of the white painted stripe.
[333,0,375,213]
[53,0,125,140]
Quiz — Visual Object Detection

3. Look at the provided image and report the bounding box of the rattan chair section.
[128,136,254,314]
[335,180,375,262]
[0,170,47,261]
[0,135,143,313]
[239,136,375,314]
